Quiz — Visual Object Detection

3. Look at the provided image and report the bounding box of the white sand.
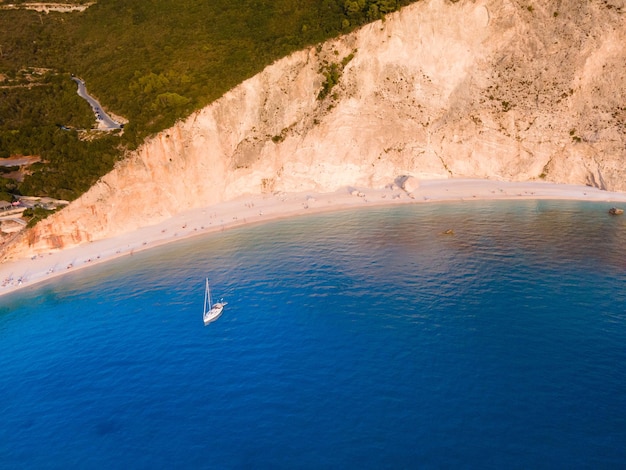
[2,178,626,298]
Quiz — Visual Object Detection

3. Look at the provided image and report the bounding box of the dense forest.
[0,0,416,201]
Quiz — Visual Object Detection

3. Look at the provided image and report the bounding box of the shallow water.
[1,200,625,468]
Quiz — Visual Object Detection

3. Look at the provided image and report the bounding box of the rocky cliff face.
[3,0,625,259]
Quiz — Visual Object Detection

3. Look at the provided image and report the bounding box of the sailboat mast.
[204,278,209,312]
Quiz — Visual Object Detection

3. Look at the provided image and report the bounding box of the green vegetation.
[0,0,416,201]
[0,176,17,202]
[318,63,342,100]
[317,50,356,100]
[569,129,582,143]
[23,206,58,228]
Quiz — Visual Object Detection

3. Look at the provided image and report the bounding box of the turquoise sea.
[1,200,625,468]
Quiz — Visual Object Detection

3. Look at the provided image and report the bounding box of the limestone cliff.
[3,0,626,259]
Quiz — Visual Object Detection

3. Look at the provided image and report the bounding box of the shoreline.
[2,178,626,298]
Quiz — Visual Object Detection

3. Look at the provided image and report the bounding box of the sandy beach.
[2,178,626,298]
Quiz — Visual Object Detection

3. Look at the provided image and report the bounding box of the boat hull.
[203,303,224,325]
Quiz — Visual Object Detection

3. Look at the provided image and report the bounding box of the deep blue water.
[1,200,626,469]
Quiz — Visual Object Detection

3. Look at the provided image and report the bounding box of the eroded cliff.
[3,0,625,260]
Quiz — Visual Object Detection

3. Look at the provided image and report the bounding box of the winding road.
[72,77,123,130]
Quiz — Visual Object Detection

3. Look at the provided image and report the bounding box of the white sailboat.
[203,278,226,325]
